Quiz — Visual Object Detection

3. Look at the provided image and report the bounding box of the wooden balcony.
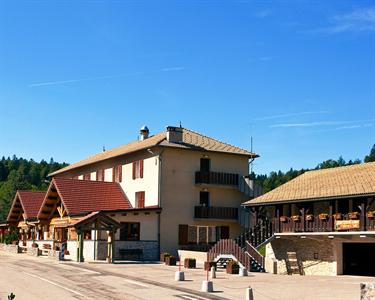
[195,171,239,186]
[194,206,238,220]
[273,213,375,233]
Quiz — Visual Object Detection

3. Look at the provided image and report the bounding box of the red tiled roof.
[18,191,46,219]
[52,178,132,215]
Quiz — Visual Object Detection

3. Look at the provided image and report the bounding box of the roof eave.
[243,192,375,207]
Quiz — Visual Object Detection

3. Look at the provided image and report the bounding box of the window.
[112,165,123,182]
[132,160,144,179]
[200,191,210,207]
[135,191,145,208]
[200,158,210,172]
[96,169,104,181]
[120,222,140,241]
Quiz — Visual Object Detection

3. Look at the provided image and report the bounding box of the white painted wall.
[104,168,113,182]
[120,156,159,207]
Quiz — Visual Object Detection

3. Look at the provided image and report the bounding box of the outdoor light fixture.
[328,235,334,239]
[301,235,306,239]
[360,235,366,238]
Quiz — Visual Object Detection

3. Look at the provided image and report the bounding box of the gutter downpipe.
[157,149,164,257]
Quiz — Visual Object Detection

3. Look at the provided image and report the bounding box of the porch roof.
[7,191,46,223]
[73,211,121,231]
[244,162,375,206]
[38,178,132,221]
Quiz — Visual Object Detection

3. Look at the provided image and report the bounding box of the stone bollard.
[175,271,185,281]
[239,267,248,277]
[210,266,216,279]
[201,280,214,292]
[246,287,254,300]
[360,283,375,300]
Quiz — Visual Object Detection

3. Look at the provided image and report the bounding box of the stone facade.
[27,247,41,257]
[0,243,21,254]
[361,283,375,300]
[115,240,159,261]
[266,237,336,276]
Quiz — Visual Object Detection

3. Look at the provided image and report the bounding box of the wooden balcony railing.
[195,171,239,186]
[274,213,375,233]
[194,206,238,220]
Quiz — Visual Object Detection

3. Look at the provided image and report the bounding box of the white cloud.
[316,7,375,33]
[254,111,329,121]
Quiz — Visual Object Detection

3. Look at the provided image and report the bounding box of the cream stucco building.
[45,125,260,257]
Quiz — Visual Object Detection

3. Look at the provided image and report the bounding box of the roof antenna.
[179,121,182,128]
[249,136,255,175]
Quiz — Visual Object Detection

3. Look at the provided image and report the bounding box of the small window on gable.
[132,160,144,179]
[135,191,145,208]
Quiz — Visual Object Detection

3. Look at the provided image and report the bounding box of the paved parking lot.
[0,251,373,300]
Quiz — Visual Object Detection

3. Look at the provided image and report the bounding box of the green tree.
[364,144,375,163]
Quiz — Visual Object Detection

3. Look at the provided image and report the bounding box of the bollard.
[239,267,248,277]
[246,287,254,300]
[175,271,185,281]
[210,266,216,279]
[201,280,214,292]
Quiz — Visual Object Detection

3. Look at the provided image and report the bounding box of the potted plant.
[226,260,239,274]
[160,252,170,262]
[319,213,328,220]
[367,211,375,219]
[165,255,177,266]
[348,212,359,219]
[31,242,39,248]
[305,214,314,221]
[280,216,288,222]
[204,261,217,271]
[184,258,196,268]
[291,215,300,222]
[333,213,343,220]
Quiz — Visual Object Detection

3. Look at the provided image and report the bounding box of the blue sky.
[0,0,374,174]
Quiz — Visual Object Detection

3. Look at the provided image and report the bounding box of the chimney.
[166,126,183,143]
[140,125,149,141]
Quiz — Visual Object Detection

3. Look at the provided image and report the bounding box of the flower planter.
[291,215,300,222]
[348,212,359,220]
[319,214,328,220]
[160,252,170,262]
[204,261,217,271]
[367,211,375,219]
[333,213,343,220]
[226,260,239,274]
[305,215,314,221]
[280,216,288,222]
[165,255,176,266]
[31,243,39,248]
[184,258,196,269]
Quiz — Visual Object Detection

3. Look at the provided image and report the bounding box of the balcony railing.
[195,171,239,186]
[273,213,375,233]
[194,206,238,220]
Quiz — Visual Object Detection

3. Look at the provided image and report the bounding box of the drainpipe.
[157,149,164,256]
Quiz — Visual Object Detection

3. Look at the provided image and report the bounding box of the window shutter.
[112,167,116,182]
[118,165,122,182]
[140,160,144,178]
[132,162,136,180]
[178,224,189,245]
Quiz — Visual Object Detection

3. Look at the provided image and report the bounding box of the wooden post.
[107,231,113,263]
[111,229,116,264]
[360,201,366,231]
[301,208,305,232]
[77,231,84,262]
[329,201,333,232]
[275,206,280,233]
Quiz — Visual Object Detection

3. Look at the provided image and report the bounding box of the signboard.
[335,220,360,231]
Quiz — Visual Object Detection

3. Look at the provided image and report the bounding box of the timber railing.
[245,241,265,269]
[207,239,251,270]
[194,206,238,220]
[195,171,239,186]
[274,213,375,233]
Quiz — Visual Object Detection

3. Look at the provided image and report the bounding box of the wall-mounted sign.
[335,220,360,231]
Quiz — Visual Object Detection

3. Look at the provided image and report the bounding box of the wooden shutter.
[132,162,136,179]
[112,167,116,182]
[118,165,122,182]
[140,160,144,178]
[178,224,189,245]
[135,191,145,208]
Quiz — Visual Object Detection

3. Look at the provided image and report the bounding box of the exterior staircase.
[207,219,274,272]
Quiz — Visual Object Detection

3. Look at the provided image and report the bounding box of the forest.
[0,144,374,221]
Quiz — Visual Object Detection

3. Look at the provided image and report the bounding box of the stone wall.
[361,283,375,300]
[27,247,41,257]
[115,240,159,261]
[266,237,336,276]
[0,243,21,254]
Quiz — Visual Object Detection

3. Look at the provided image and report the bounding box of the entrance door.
[343,243,375,276]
